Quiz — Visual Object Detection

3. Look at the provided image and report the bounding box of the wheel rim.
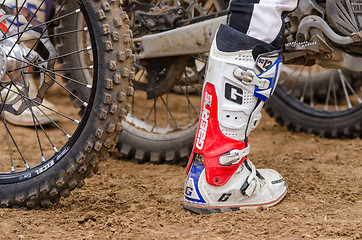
[0,0,96,183]
[76,11,93,86]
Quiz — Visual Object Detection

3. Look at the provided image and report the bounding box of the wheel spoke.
[324,74,333,111]
[6,74,70,153]
[338,70,352,109]
[331,75,339,111]
[4,123,14,172]
[279,65,304,86]
[0,84,81,123]
[27,66,94,73]
[0,113,28,170]
[153,98,157,129]
[160,95,179,129]
[8,54,92,88]
[41,69,88,107]
[280,65,362,113]
[1,0,28,37]
[0,0,95,173]
[165,93,170,128]
[0,88,15,172]
[180,75,202,94]
[144,99,155,123]
[5,0,47,57]
[308,68,314,108]
[20,72,46,161]
[178,73,199,117]
[131,68,146,115]
[345,77,362,104]
[120,0,205,144]
[36,46,92,65]
[24,0,69,57]
[299,67,309,103]
[0,4,78,44]
[19,27,88,44]
[185,85,193,125]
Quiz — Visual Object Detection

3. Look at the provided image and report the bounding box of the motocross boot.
[183,25,288,214]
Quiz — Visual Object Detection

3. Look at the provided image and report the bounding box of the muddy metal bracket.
[133,15,227,59]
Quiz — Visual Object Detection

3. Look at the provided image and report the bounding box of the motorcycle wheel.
[0,0,133,207]
[265,66,362,138]
[117,56,203,166]
[117,0,208,165]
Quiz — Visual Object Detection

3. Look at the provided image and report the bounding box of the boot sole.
[183,188,287,215]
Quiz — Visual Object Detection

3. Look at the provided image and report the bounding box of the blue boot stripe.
[254,56,282,102]
[184,161,206,203]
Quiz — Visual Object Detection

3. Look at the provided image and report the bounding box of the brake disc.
[0,5,56,115]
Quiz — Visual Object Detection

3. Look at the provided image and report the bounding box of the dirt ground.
[0,110,361,240]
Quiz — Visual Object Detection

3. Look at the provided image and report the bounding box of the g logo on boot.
[225,83,243,105]
[218,193,232,202]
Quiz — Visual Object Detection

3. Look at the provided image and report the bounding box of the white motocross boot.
[183,25,287,214]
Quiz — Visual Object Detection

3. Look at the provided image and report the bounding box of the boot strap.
[240,159,258,197]
[219,146,250,166]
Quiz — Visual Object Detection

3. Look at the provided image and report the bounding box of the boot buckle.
[219,146,250,166]
[233,67,270,89]
[233,68,253,82]
[240,175,257,197]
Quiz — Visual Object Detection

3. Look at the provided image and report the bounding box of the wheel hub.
[0,37,29,86]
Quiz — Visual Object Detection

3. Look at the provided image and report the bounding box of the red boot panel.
[186,83,247,186]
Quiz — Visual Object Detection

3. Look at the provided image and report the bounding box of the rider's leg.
[183,0,298,214]
[228,0,298,45]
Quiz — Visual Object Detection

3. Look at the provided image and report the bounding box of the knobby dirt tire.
[117,122,196,166]
[265,85,362,138]
[0,0,134,208]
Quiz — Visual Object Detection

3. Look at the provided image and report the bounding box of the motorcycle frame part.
[286,0,361,43]
[326,0,361,35]
[283,0,362,71]
[133,15,226,59]
[284,28,362,71]
[176,10,227,26]
[135,56,190,99]
[128,0,209,98]
[296,15,361,45]
[133,0,321,60]
[134,0,361,70]
[126,0,213,35]
[134,7,186,33]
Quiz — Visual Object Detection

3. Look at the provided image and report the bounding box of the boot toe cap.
[258,168,288,197]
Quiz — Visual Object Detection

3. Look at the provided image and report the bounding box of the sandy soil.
[0,110,361,240]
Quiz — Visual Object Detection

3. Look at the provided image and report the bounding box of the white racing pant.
[227,0,298,45]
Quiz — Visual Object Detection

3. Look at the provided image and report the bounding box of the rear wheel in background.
[265,66,362,138]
